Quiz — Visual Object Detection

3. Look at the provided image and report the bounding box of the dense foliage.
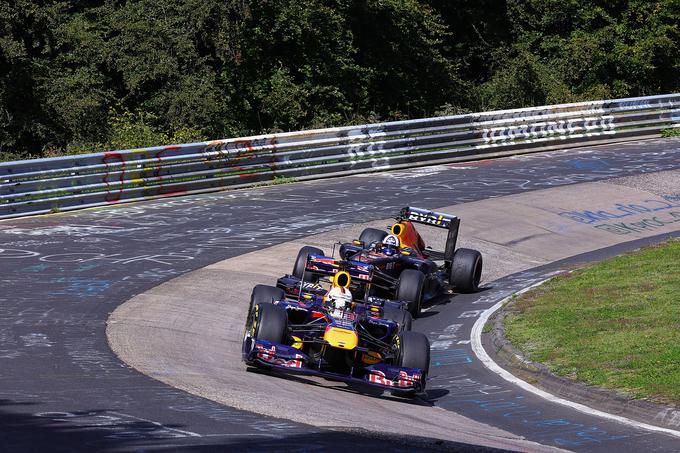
[1,0,678,159]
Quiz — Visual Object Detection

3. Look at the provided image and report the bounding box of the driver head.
[382,234,400,256]
[324,286,353,311]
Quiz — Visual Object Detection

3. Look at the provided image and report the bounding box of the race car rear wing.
[398,207,460,269]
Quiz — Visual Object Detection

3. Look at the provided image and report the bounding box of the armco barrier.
[1,93,679,219]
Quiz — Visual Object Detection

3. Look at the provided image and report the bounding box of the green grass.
[504,239,680,404]
[661,128,680,138]
[252,175,298,187]
[272,175,298,185]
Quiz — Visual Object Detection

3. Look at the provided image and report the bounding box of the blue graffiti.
[431,349,472,366]
[566,158,612,172]
[559,196,680,225]
[554,427,629,447]
[49,277,112,296]
[594,211,680,235]
[73,263,101,273]
[455,397,631,447]
[19,263,51,273]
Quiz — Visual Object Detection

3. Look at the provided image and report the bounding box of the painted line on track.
[106,411,203,437]
[470,276,680,439]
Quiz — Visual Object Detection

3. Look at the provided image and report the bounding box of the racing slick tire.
[382,306,413,332]
[293,246,325,282]
[251,302,288,344]
[359,227,388,245]
[450,248,483,293]
[249,285,285,313]
[392,331,430,397]
[396,269,425,318]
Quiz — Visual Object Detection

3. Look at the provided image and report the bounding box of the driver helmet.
[324,286,353,312]
[381,234,400,256]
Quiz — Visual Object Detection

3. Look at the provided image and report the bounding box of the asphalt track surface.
[1,138,679,452]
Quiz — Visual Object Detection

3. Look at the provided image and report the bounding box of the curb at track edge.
[470,275,680,439]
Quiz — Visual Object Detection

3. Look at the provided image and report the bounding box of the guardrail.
[1,93,679,219]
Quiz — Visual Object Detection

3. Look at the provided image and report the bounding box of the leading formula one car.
[242,255,430,396]
[291,207,483,318]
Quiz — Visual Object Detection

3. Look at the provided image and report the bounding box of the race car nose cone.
[324,327,359,350]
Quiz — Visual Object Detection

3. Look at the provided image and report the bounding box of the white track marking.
[470,278,680,439]
[107,411,202,437]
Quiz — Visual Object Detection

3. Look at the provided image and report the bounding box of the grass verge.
[504,239,680,405]
[661,128,680,138]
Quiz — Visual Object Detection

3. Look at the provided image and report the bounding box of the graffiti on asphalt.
[559,195,680,224]
[557,194,680,235]
[595,211,680,235]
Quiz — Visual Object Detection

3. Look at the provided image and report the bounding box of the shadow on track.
[0,399,512,453]
[423,285,495,314]
[246,367,436,406]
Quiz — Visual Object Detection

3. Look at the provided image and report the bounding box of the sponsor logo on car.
[407,212,450,228]
[368,370,420,388]
[255,344,304,368]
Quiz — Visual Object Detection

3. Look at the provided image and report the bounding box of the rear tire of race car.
[359,227,388,245]
[252,303,288,344]
[382,306,413,332]
[292,246,325,283]
[450,248,483,293]
[396,269,425,318]
[249,285,285,313]
[392,331,430,397]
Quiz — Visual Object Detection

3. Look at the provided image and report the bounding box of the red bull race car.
[242,255,430,397]
[291,207,483,318]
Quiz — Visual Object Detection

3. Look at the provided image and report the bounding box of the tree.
[348,0,467,119]
[0,0,678,159]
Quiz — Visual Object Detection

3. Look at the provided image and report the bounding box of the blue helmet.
[381,234,400,256]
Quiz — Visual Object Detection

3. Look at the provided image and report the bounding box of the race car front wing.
[243,338,425,393]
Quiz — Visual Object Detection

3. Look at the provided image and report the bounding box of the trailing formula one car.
[291,207,483,318]
[242,255,429,396]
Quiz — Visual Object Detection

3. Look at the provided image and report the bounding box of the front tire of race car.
[293,246,325,282]
[252,303,288,344]
[243,302,288,364]
[382,306,413,332]
[450,248,483,293]
[392,331,430,397]
[396,269,425,318]
[359,227,388,245]
[249,285,285,313]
